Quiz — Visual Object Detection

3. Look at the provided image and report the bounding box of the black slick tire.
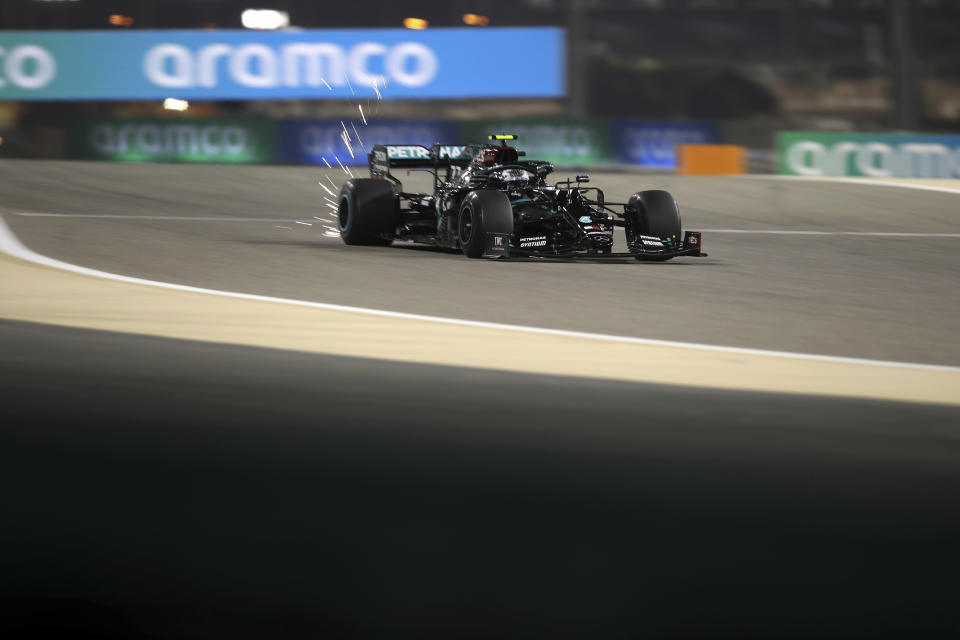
[626,190,682,261]
[627,190,681,239]
[338,178,398,246]
[458,190,513,259]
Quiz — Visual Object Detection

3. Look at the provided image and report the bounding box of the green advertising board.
[460,119,611,165]
[69,118,275,163]
[777,131,960,178]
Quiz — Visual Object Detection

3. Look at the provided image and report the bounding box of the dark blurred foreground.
[1,319,959,639]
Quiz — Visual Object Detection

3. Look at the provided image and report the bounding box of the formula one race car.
[336,134,705,260]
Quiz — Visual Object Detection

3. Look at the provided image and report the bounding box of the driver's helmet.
[479,148,499,166]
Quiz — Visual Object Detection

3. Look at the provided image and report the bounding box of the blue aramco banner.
[279,119,459,165]
[612,121,719,169]
[0,29,564,100]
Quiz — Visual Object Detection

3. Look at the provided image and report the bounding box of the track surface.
[2,160,960,638]
[3,160,960,365]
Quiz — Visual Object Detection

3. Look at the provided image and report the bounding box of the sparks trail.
[335,156,354,178]
[351,122,366,153]
[339,121,356,158]
[340,131,354,158]
[321,221,339,236]
[316,74,383,213]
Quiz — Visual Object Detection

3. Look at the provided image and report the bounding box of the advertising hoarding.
[460,119,610,165]
[777,131,960,178]
[64,117,729,168]
[0,28,564,100]
[278,119,459,166]
[69,118,275,163]
[612,121,719,169]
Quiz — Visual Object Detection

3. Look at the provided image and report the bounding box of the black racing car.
[336,134,705,260]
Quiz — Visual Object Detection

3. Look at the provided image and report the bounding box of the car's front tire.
[338,178,398,246]
[626,190,681,240]
[625,190,682,261]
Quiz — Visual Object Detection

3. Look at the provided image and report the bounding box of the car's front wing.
[507,246,707,260]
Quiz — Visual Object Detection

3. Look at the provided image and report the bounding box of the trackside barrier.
[277,120,459,166]
[62,118,724,168]
[611,121,719,170]
[777,131,960,178]
[676,144,746,175]
[67,118,275,163]
[460,119,611,165]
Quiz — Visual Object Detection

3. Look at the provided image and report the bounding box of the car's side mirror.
[518,151,526,156]
[576,174,590,183]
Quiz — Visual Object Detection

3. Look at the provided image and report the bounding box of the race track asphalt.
[1,160,959,638]
[2,160,959,364]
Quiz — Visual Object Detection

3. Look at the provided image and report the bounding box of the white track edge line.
[14,213,956,237]
[746,175,960,195]
[698,230,960,237]
[2,216,958,373]
[14,213,303,222]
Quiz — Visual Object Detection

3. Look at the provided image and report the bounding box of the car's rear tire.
[338,178,398,246]
[458,190,513,259]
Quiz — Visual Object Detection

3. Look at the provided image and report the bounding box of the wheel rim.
[459,206,474,245]
[338,195,350,231]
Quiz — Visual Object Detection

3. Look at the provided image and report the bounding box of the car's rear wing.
[369,144,468,179]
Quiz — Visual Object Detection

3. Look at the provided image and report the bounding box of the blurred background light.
[109,14,135,27]
[462,13,489,26]
[162,98,189,112]
[402,17,428,30]
[241,9,290,30]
